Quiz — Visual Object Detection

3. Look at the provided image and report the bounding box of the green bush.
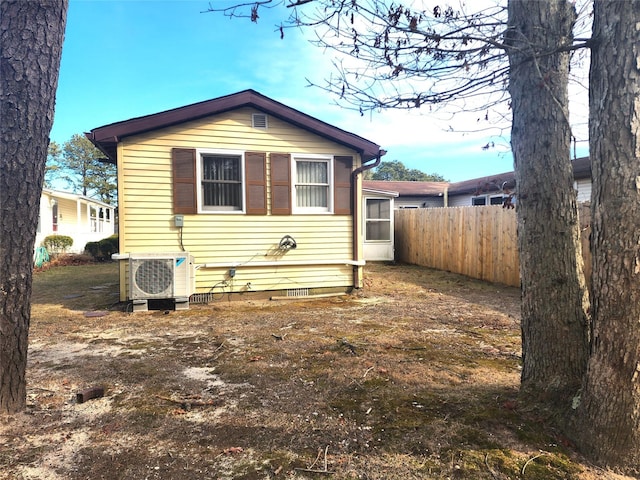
[43,235,73,255]
[85,234,118,261]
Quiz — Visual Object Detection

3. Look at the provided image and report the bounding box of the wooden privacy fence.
[394,205,592,288]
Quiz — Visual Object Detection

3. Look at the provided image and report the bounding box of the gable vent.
[252,113,268,129]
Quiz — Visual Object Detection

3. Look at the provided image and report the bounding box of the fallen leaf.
[223,447,244,454]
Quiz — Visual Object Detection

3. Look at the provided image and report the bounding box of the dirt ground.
[0,262,632,479]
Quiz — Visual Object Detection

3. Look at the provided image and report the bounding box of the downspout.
[351,149,387,288]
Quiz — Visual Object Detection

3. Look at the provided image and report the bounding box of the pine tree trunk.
[570,1,640,472]
[0,0,67,414]
[506,0,590,404]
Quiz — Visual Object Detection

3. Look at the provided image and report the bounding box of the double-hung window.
[365,198,392,241]
[172,148,348,215]
[489,195,506,205]
[472,194,507,206]
[200,152,243,212]
[293,156,332,213]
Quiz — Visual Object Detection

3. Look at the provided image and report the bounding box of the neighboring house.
[362,186,398,261]
[364,156,592,208]
[362,180,448,209]
[87,89,384,309]
[36,188,116,254]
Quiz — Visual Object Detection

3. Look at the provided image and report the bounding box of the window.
[472,194,507,206]
[490,195,505,205]
[293,156,332,213]
[98,208,105,231]
[200,153,243,211]
[171,148,349,216]
[365,198,391,241]
[52,201,58,232]
[172,148,268,215]
[90,206,98,232]
[90,206,105,232]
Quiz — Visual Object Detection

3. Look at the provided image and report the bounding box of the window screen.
[365,198,391,241]
[202,154,242,211]
[295,160,329,209]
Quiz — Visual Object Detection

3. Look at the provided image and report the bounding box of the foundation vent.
[190,292,226,304]
[287,288,309,298]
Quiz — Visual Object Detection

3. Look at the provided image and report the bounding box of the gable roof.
[86,89,382,164]
[364,157,591,198]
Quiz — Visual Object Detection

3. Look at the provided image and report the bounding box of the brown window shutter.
[270,153,291,215]
[334,156,353,215]
[245,152,267,215]
[172,148,197,214]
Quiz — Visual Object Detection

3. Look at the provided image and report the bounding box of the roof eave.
[87,90,381,163]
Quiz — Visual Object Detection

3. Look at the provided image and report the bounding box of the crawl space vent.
[190,292,217,304]
[287,288,309,298]
[252,113,268,129]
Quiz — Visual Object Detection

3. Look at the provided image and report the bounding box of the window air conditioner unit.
[129,253,194,300]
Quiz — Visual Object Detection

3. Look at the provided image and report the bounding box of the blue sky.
[50,0,586,182]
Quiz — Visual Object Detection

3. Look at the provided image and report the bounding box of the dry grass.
[0,262,630,479]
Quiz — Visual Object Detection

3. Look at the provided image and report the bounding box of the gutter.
[351,149,387,288]
[353,149,386,178]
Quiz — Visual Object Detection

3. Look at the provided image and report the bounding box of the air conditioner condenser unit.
[129,253,195,301]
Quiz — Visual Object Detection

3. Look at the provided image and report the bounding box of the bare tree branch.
[205,0,591,135]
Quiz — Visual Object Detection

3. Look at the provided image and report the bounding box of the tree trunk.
[506,0,590,404]
[0,0,67,414]
[570,1,640,472]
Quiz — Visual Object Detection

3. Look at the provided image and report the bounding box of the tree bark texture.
[0,0,67,414]
[506,0,590,403]
[570,1,640,472]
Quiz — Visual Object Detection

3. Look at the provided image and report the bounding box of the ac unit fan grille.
[134,259,173,296]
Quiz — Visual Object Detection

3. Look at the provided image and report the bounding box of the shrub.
[43,235,73,255]
[85,234,118,261]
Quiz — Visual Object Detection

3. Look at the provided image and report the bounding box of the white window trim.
[472,194,507,206]
[291,154,334,214]
[471,195,487,206]
[196,148,246,214]
[489,194,506,205]
[364,196,393,243]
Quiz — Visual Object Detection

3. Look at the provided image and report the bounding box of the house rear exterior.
[87,90,383,308]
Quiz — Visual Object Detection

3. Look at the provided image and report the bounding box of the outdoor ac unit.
[129,253,194,300]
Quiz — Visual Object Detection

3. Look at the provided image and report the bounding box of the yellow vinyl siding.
[116,107,364,300]
[195,265,354,294]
